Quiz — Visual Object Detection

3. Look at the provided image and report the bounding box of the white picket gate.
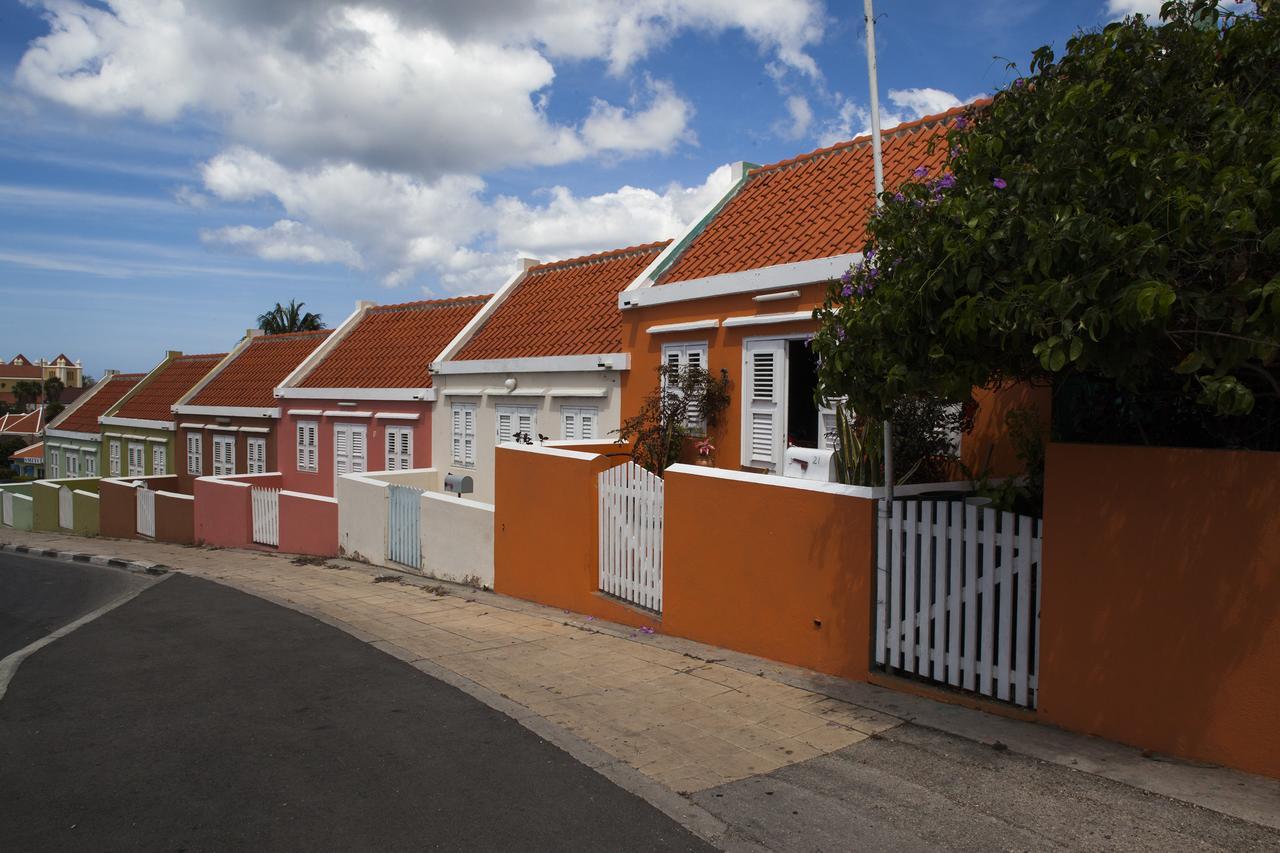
[136,487,156,538]
[2,491,13,526]
[598,462,664,612]
[387,484,423,570]
[59,486,74,530]
[876,499,1042,709]
[251,487,280,547]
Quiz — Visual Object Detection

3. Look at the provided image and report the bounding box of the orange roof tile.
[187,330,330,408]
[659,103,982,284]
[11,441,42,461]
[0,409,42,434]
[111,354,225,422]
[54,373,145,433]
[299,296,488,389]
[455,242,669,360]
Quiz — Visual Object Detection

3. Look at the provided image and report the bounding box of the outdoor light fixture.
[504,377,518,392]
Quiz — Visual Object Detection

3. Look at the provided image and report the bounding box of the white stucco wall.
[335,473,388,564]
[430,369,623,503]
[421,491,494,587]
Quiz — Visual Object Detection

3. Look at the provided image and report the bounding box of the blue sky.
[0,0,1157,376]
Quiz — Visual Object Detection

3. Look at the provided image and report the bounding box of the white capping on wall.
[645,319,720,335]
[753,290,801,302]
[287,409,323,416]
[721,311,815,328]
[547,388,609,398]
[322,410,374,418]
[374,413,420,421]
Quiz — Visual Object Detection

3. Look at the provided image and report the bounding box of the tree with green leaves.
[11,380,42,409]
[43,376,64,405]
[813,2,1279,446]
[257,300,324,334]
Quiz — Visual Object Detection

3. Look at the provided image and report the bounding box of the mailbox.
[443,473,474,497]
[782,447,837,482]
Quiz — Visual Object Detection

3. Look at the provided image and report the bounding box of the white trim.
[103,432,122,438]
[238,426,271,434]
[430,353,628,375]
[173,404,278,418]
[155,490,194,501]
[722,310,815,329]
[44,428,99,442]
[666,464,971,499]
[178,422,206,430]
[374,412,420,421]
[433,266,533,362]
[275,386,436,401]
[276,301,370,389]
[100,416,175,431]
[322,410,374,418]
[501,443,597,462]
[204,424,239,432]
[547,388,609,398]
[483,387,547,397]
[620,254,860,309]
[645,319,720,335]
[122,433,147,441]
[279,489,338,505]
[145,436,167,443]
[439,387,485,397]
[753,290,801,302]
[285,409,323,417]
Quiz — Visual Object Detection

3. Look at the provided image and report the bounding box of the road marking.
[0,574,167,703]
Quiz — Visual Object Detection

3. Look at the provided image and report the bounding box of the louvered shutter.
[562,409,578,440]
[306,424,317,471]
[385,430,398,470]
[496,409,514,444]
[742,340,786,469]
[334,426,350,476]
[152,445,166,475]
[399,428,412,468]
[516,408,535,437]
[451,406,463,463]
[579,409,596,440]
[350,426,367,473]
[385,427,412,470]
[463,406,475,465]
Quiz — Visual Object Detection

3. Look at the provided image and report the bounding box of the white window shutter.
[451,406,463,464]
[385,430,398,470]
[496,410,513,443]
[517,409,534,436]
[464,407,475,465]
[580,409,596,440]
[334,426,350,475]
[350,426,367,474]
[562,409,577,440]
[296,424,306,470]
[742,339,786,469]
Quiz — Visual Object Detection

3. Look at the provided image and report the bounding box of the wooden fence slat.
[1014,514,1033,707]
[946,501,962,687]
[903,501,918,674]
[597,463,663,613]
[996,510,1015,702]
[979,506,996,697]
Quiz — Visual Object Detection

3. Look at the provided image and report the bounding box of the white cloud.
[777,95,813,140]
[1105,0,1165,18]
[201,220,362,267]
[886,87,966,119]
[16,0,821,176]
[815,88,981,147]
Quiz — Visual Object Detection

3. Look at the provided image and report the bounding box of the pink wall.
[279,490,338,556]
[194,473,282,548]
[279,399,433,496]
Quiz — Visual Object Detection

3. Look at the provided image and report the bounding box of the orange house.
[617,106,971,473]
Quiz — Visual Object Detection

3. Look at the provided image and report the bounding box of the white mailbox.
[782,446,838,482]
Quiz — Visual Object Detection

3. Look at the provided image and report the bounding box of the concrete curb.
[0,543,169,577]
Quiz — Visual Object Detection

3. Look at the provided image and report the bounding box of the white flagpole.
[863,0,894,502]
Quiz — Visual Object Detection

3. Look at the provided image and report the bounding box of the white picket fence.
[876,499,1042,709]
[598,461,664,612]
[251,487,280,547]
[2,491,12,526]
[136,487,156,538]
[59,486,74,530]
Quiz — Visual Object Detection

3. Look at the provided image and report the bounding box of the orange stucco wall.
[194,474,282,549]
[961,382,1052,478]
[1039,443,1280,778]
[662,467,876,679]
[278,491,338,557]
[155,491,195,544]
[620,283,826,470]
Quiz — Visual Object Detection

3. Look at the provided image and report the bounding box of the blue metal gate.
[387,484,423,570]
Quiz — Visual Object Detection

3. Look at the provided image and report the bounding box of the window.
[109,441,121,476]
[740,337,827,471]
[334,424,367,476]
[84,451,97,476]
[385,426,413,470]
[296,421,318,473]
[496,405,536,444]
[152,444,167,475]
[127,443,145,477]
[561,406,597,441]
[246,437,267,474]
[662,342,709,431]
[49,447,60,479]
[65,451,79,477]
[212,434,236,476]
[451,403,476,466]
[187,432,203,475]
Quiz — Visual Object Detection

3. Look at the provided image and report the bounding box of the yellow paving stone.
[793,722,871,752]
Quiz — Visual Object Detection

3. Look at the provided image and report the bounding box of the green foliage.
[258,300,324,334]
[42,376,64,404]
[828,398,967,486]
[11,380,41,407]
[813,2,1280,428]
[44,402,65,420]
[616,364,732,474]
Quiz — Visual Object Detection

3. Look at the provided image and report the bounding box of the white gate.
[136,486,156,538]
[598,462,664,612]
[387,484,423,570]
[2,491,13,526]
[59,486,74,530]
[251,487,280,547]
[876,499,1042,709]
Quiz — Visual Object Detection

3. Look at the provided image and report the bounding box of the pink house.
[273,296,490,496]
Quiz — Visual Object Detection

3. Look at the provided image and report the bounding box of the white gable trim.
[100,416,174,431]
[173,404,279,418]
[275,387,437,401]
[45,428,100,442]
[619,254,860,309]
[274,301,371,390]
[173,333,255,407]
[433,264,534,363]
[430,353,628,375]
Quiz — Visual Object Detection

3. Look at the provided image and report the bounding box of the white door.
[212,435,236,476]
[334,424,367,476]
[741,339,787,470]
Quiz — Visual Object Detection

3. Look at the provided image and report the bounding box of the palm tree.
[12,380,42,410]
[257,300,324,334]
[43,376,65,405]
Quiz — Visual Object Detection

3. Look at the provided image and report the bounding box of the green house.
[44,371,146,479]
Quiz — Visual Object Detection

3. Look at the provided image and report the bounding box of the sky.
[0,0,1165,376]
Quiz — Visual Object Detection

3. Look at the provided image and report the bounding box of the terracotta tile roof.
[456,242,669,360]
[659,103,983,284]
[0,408,42,434]
[11,441,42,461]
[187,330,331,408]
[53,373,145,433]
[299,296,488,389]
[111,353,225,422]
[1,362,44,379]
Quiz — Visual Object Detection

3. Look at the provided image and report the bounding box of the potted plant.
[695,438,715,466]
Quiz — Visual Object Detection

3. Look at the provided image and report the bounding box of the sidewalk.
[4,529,1279,850]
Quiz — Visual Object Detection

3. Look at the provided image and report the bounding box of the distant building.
[0,353,86,408]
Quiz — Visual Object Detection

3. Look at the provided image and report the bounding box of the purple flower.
[912,165,930,179]
[640,626,656,635]
[938,172,956,189]
[866,249,875,261]
[840,284,853,298]
[992,177,1007,189]
[836,326,846,341]
[840,269,852,285]
[893,191,905,202]
[954,115,969,129]
[1012,78,1024,89]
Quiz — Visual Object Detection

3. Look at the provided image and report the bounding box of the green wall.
[99,427,176,477]
[32,477,101,534]
[0,482,34,530]
[43,435,102,479]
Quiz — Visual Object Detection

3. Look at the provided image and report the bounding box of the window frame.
[296,421,319,473]
[451,402,477,467]
[661,341,710,434]
[385,426,413,471]
[186,432,203,475]
[560,405,598,441]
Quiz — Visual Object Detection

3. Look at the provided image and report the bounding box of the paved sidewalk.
[0,530,897,794]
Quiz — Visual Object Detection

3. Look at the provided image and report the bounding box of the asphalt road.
[0,561,711,852]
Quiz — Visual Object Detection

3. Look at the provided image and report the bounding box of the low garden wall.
[279,490,338,557]
[1039,442,1280,779]
[0,483,34,530]
[72,490,100,537]
[421,491,493,587]
[156,491,195,545]
[194,473,282,549]
[31,477,100,534]
[99,475,178,540]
